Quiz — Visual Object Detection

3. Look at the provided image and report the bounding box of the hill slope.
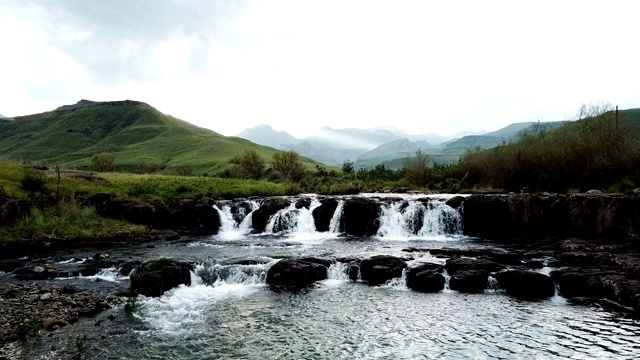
[0,100,322,174]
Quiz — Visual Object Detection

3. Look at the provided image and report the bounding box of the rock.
[118,260,142,276]
[13,264,58,280]
[586,189,603,195]
[406,263,445,293]
[298,257,333,268]
[0,197,30,226]
[39,293,52,301]
[42,318,67,330]
[266,259,328,288]
[93,253,109,260]
[449,271,489,293]
[360,255,406,285]
[130,259,193,297]
[312,198,339,232]
[252,198,291,232]
[347,264,359,281]
[341,197,381,236]
[295,197,312,209]
[444,258,505,276]
[0,259,27,272]
[445,196,465,209]
[494,270,555,300]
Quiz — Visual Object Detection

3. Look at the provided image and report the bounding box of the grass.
[0,199,148,243]
[0,100,323,175]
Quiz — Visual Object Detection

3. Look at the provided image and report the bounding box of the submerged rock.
[494,270,555,300]
[312,198,339,232]
[130,259,193,297]
[266,259,328,289]
[252,198,291,232]
[360,255,406,285]
[445,258,504,293]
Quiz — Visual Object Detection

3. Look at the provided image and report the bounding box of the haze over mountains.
[237,121,568,169]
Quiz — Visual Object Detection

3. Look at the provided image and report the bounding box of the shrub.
[272,151,305,182]
[403,150,430,185]
[230,150,266,179]
[91,153,116,172]
[20,168,48,195]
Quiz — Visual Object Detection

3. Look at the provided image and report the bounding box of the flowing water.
[18,194,640,359]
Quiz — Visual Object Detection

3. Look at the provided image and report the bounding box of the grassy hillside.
[0,100,322,175]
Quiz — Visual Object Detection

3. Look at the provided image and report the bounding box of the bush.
[403,150,430,185]
[230,150,266,179]
[272,151,305,182]
[20,168,48,195]
[91,153,116,172]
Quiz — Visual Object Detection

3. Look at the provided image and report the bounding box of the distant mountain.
[283,141,367,167]
[354,121,569,169]
[0,100,321,174]
[237,124,300,150]
[0,113,5,118]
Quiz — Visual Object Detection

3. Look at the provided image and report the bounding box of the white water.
[328,200,344,233]
[319,262,350,287]
[380,268,408,290]
[55,266,129,282]
[213,201,260,240]
[376,198,463,240]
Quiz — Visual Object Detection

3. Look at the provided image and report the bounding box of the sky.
[1,0,639,139]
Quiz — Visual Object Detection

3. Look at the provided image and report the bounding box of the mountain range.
[0,100,322,174]
[237,121,569,169]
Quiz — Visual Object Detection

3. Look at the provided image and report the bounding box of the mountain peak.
[55,99,151,112]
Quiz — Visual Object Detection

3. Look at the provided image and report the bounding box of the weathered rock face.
[341,198,381,236]
[494,270,555,300]
[130,259,193,297]
[252,198,290,232]
[360,255,406,285]
[0,187,29,226]
[462,194,640,239]
[406,263,445,293]
[266,259,328,289]
[312,198,339,232]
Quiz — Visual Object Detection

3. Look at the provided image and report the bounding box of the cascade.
[195,261,272,286]
[328,200,345,233]
[266,198,322,235]
[376,197,463,239]
[213,200,260,239]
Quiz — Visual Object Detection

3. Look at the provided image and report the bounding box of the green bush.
[20,168,49,195]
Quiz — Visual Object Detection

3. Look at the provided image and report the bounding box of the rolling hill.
[0,100,322,175]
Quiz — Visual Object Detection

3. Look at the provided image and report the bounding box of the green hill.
[0,100,322,175]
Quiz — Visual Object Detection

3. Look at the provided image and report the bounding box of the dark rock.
[0,259,27,273]
[494,270,555,300]
[449,271,489,293]
[347,264,359,281]
[92,253,109,260]
[295,197,312,209]
[444,257,505,276]
[266,259,328,288]
[119,260,142,276]
[407,263,445,293]
[298,257,333,268]
[341,197,381,237]
[130,259,193,297]
[252,198,291,232]
[462,195,515,239]
[0,197,30,226]
[312,198,339,232]
[446,196,465,209]
[360,255,406,285]
[43,318,68,331]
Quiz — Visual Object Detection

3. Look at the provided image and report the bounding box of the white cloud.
[1,0,639,138]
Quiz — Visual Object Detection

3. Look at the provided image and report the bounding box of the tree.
[229,150,266,179]
[91,153,116,172]
[403,149,430,185]
[272,151,305,181]
[342,159,354,174]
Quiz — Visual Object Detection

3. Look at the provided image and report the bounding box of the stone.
[43,318,67,330]
[251,198,291,232]
[493,270,555,300]
[341,197,381,237]
[266,259,328,289]
[449,271,489,293]
[311,198,339,232]
[39,293,52,301]
[360,255,406,285]
[130,259,193,297]
[406,263,445,293]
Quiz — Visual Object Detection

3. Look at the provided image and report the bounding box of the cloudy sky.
[1,1,638,138]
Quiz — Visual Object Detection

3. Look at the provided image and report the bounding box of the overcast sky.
[1,0,638,138]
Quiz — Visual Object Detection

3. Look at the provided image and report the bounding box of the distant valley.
[237,121,568,169]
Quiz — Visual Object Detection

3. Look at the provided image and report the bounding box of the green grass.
[0,100,323,175]
[0,199,148,243]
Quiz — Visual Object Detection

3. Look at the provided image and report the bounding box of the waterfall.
[266,198,322,236]
[195,261,273,286]
[329,200,345,233]
[376,198,463,239]
[213,200,260,240]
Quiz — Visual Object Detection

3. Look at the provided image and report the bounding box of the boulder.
[266,259,328,289]
[445,196,465,209]
[341,197,381,236]
[252,198,291,232]
[494,270,555,300]
[406,263,445,293]
[360,255,406,285]
[130,259,193,297]
[444,258,505,276]
[449,271,489,293]
[0,197,29,226]
[312,198,339,232]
